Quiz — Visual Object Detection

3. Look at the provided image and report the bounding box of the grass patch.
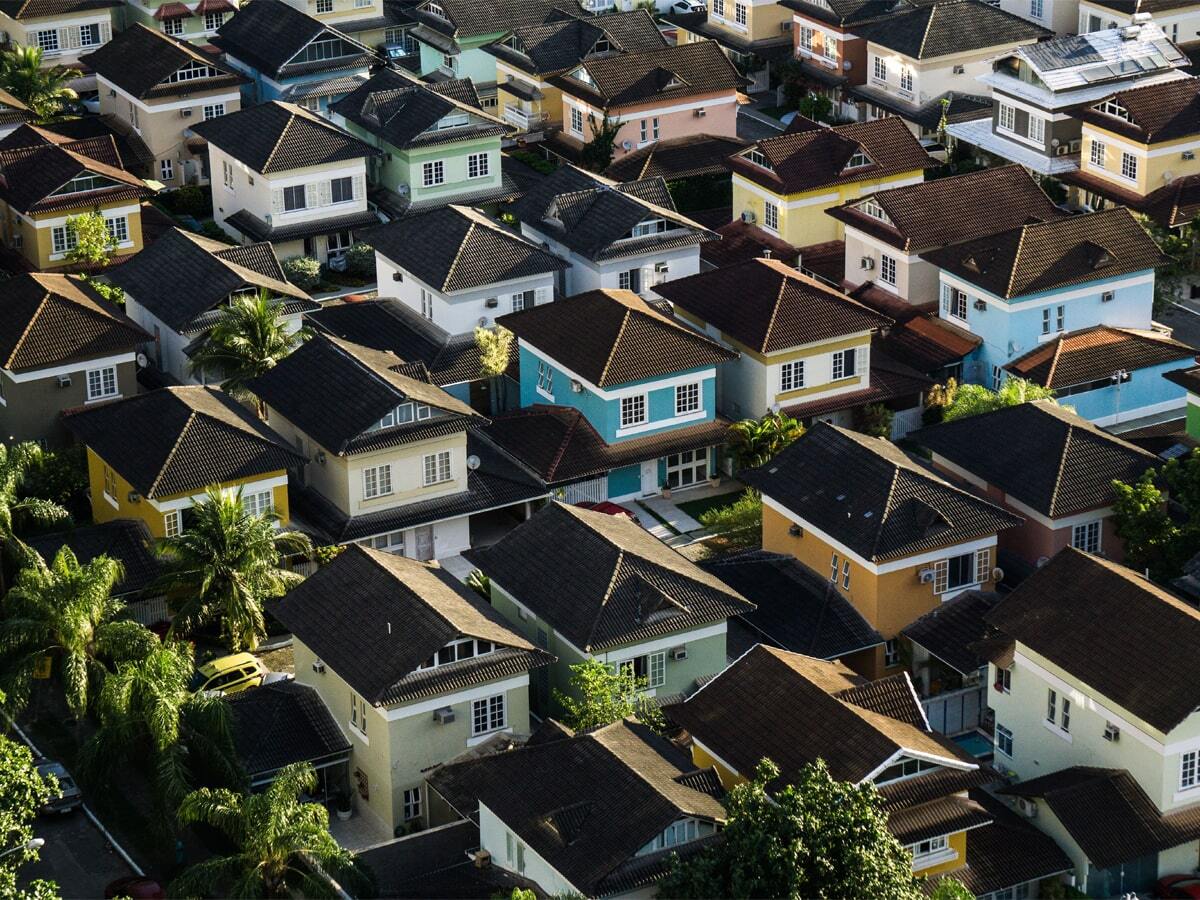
[676,491,743,523]
[635,501,681,536]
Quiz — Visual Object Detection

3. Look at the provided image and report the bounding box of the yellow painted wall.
[917,830,968,877]
[22,203,145,271]
[496,64,562,129]
[699,0,792,43]
[1082,123,1200,197]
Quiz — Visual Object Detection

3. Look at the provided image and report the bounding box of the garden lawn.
[676,490,744,523]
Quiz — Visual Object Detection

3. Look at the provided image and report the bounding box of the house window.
[362,464,393,499]
[160,159,174,181]
[223,160,234,189]
[992,365,1003,390]
[830,552,839,582]
[976,546,992,584]
[471,694,506,735]
[1056,304,1065,332]
[618,269,641,293]
[203,10,225,28]
[998,104,1015,133]
[841,559,850,589]
[1028,115,1044,143]
[734,1,747,24]
[283,185,307,211]
[163,510,181,538]
[780,360,804,392]
[51,225,77,255]
[168,61,218,81]
[35,29,59,52]
[822,37,836,60]
[468,152,489,179]
[621,652,667,688]
[242,489,272,518]
[996,723,1013,756]
[620,395,647,427]
[746,149,769,168]
[1062,697,1071,733]
[102,466,117,503]
[422,160,445,186]
[934,550,979,593]
[800,26,813,49]
[537,360,553,395]
[423,450,452,486]
[1046,688,1057,723]
[1090,140,1106,168]
[360,530,404,553]
[873,56,886,81]
[630,219,666,238]
[666,448,708,488]
[420,289,433,320]
[995,666,1011,693]
[713,0,724,16]
[911,835,948,860]
[350,694,368,736]
[884,638,901,666]
[1121,151,1138,181]
[899,68,912,93]
[511,289,535,311]
[831,348,857,380]
[1182,751,1199,790]
[331,176,354,203]
[79,23,101,46]
[1072,520,1101,554]
[1030,0,1043,17]
[880,254,896,285]
[1041,307,1051,334]
[401,787,421,821]
[764,201,779,232]
[570,106,584,136]
[640,119,648,143]
[106,216,129,244]
[86,366,118,401]
[675,382,700,415]
[316,0,332,11]
[202,103,225,120]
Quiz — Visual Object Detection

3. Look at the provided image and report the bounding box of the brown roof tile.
[699,219,799,268]
[604,134,749,182]
[551,39,742,108]
[1004,326,1195,388]
[1077,77,1200,144]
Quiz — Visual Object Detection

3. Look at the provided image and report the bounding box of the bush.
[161,184,212,218]
[199,220,235,244]
[314,544,345,567]
[343,242,375,278]
[282,256,323,291]
[509,149,556,175]
[82,275,125,307]
[856,403,894,439]
[20,445,88,512]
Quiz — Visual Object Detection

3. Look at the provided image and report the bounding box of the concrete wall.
[843,226,941,305]
[0,356,137,447]
[0,201,143,271]
[558,88,739,158]
[0,11,113,69]
[1081,123,1200,199]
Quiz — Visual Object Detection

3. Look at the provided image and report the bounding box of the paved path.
[640,496,704,533]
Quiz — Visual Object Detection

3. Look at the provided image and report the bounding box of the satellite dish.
[466,454,481,470]
[621,140,633,150]
[478,316,490,327]
[136,352,149,368]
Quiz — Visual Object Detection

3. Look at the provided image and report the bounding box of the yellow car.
[189,653,267,695]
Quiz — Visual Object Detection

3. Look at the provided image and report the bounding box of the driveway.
[20,809,138,899]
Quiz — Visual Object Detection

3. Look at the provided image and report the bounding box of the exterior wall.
[998,0,1077,35]
[559,89,739,158]
[478,803,579,896]
[843,226,941,304]
[1078,0,1200,44]
[496,62,561,131]
[417,34,501,85]
[0,200,143,271]
[0,356,137,447]
[0,11,113,70]
[1069,358,1189,426]
[702,0,792,46]
[791,15,867,88]
[1081,122,1200,199]
[221,52,370,111]
[120,1,238,44]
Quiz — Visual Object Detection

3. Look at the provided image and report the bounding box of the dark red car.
[575,501,641,525]
[104,876,166,899]
[1157,875,1200,898]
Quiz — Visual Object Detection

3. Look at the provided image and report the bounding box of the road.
[19,808,137,899]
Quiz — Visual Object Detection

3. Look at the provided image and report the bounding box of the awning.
[153,2,194,19]
[497,79,543,102]
[196,0,236,12]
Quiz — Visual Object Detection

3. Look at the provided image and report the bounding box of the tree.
[727,412,804,470]
[189,290,310,409]
[65,212,115,268]
[796,92,833,123]
[0,45,78,120]
[155,486,313,651]
[581,112,622,173]
[554,658,664,732]
[1112,452,1200,581]
[698,489,761,550]
[934,378,1060,423]
[857,402,895,439]
[475,325,513,379]
[0,547,154,716]
[658,758,921,900]
[171,762,366,899]
[0,441,71,577]
[0,707,57,900]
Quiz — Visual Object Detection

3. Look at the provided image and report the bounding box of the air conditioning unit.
[57,374,71,388]
[974,298,987,311]
[1055,145,1070,156]
[740,210,756,224]
[180,108,193,118]
[860,256,875,270]
[694,108,706,117]
[621,140,633,150]
[570,379,583,393]
[312,659,326,674]
[1185,150,1197,161]
[1016,797,1038,819]
[485,297,499,308]
[952,64,964,74]
[433,707,456,724]
[1104,722,1121,742]
[991,566,1005,582]
[1069,139,1081,153]
[780,19,791,30]
[671,646,688,661]
[392,271,403,281]
[1101,290,1114,302]
[917,568,936,583]
[654,261,670,273]
[517,607,532,621]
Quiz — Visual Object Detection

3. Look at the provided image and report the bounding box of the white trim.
[860,746,976,784]
[1042,718,1073,743]
[466,725,513,746]
[519,340,716,402]
[936,270,1154,310]
[383,674,528,721]
[147,474,288,512]
[99,76,240,114]
[1094,395,1186,428]
[912,847,959,872]
[691,736,747,779]
[1082,123,1200,159]
[615,408,707,437]
[6,352,135,383]
[32,205,142,231]
[845,227,922,263]
[597,621,727,661]
[347,720,369,745]
[535,385,554,402]
[994,92,1074,123]
[565,92,737,125]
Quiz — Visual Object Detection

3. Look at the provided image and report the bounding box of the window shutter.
[66,25,81,48]
[57,27,69,48]
[940,282,951,314]
[305,182,319,208]
[976,547,992,584]
[99,20,111,42]
[641,265,653,291]
[933,559,948,594]
[317,179,332,207]
[855,344,868,376]
[271,189,284,214]
[352,173,365,201]
[534,286,548,304]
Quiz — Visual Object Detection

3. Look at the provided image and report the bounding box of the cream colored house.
[0,0,116,88]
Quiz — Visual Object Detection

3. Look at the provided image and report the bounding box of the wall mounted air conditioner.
[917,568,935,583]
[485,297,499,308]
[57,374,71,388]
[952,64,964,73]
[1103,722,1120,742]
[1069,139,1081,152]
[740,210,756,223]
[694,108,706,117]
[570,379,583,393]
[860,256,874,270]
[312,659,326,674]
[1185,150,1196,161]
[1055,145,1070,156]
[670,646,688,661]
[1016,797,1038,818]
[180,108,193,118]
[433,707,455,724]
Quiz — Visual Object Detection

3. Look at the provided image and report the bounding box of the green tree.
[727,411,804,470]
[65,212,116,268]
[1112,453,1200,581]
[796,92,833,123]
[929,878,976,900]
[938,378,1060,422]
[0,547,154,716]
[554,657,663,732]
[155,486,312,651]
[0,723,57,900]
[475,325,513,379]
[658,758,920,900]
[0,441,71,577]
[857,402,895,439]
[698,489,761,550]
[0,45,78,120]
[171,762,366,898]
[581,112,622,173]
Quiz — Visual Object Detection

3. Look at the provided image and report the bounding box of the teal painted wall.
[608,464,642,498]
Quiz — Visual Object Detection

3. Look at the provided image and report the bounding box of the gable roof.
[988,548,1200,733]
[1078,76,1200,144]
[551,40,742,108]
[82,24,245,100]
[604,134,749,183]
[656,257,891,354]
[854,0,1049,59]
[214,0,374,79]
[914,400,1158,518]
[62,386,304,498]
[227,680,350,782]
[0,0,116,19]
[466,501,753,652]
[498,288,734,386]
[485,10,667,76]
[410,0,583,40]
[0,119,154,172]
[1005,325,1195,388]
[742,422,1022,562]
[0,88,32,128]
[0,273,149,373]
[902,590,1002,675]
[268,544,547,706]
[0,138,150,214]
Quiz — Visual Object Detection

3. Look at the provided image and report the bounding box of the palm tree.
[154,486,312,651]
[0,45,79,121]
[0,548,155,716]
[172,762,366,899]
[0,441,70,577]
[727,411,805,470]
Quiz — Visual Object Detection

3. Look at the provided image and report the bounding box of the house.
[509,165,716,297]
[367,205,567,337]
[467,501,754,717]
[668,645,1073,893]
[0,89,32,138]
[985,548,1200,896]
[62,386,303,537]
[727,116,931,250]
[192,100,381,262]
[485,11,667,135]
[330,68,514,216]
[269,543,552,835]
[276,0,417,54]
[491,288,736,499]
[0,133,153,270]
[1165,364,1200,440]
[212,0,374,111]
[741,422,1022,678]
[550,40,743,160]
[603,133,748,184]
[1078,0,1200,45]
[108,227,318,385]
[914,400,1159,566]
[0,0,117,84]
[83,25,246,189]
[945,24,1190,176]
[0,273,148,445]
[246,332,547,558]
[828,164,1064,307]
[658,257,932,434]
[666,0,793,94]
[119,0,239,44]
[427,718,728,896]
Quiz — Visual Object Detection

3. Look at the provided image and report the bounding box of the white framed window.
[51,225,77,255]
[419,289,434,320]
[618,268,641,292]
[830,552,839,583]
[764,200,779,232]
[996,723,1013,756]
[202,102,225,120]
[1030,0,1043,17]
[78,23,101,46]
[933,549,983,593]
[403,787,421,821]
[164,510,182,538]
[911,835,948,860]
[106,216,129,244]
[640,119,648,143]
[359,530,404,553]
[620,395,647,427]
[161,17,184,35]
[467,152,489,179]
[1090,139,1106,168]
[992,365,1003,391]
[831,348,857,380]
[822,36,836,60]
[316,0,333,11]
[1041,307,1051,334]
[223,159,234,189]
[102,466,117,504]
[873,56,886,81]
[1028,115,1045,143]
[242,489,272,518]
[349,693,368,736]
[537,360,553,395]
[841,559,850,589]
[283,184,306,211]
[620,652,666,688]
[1062,697,1071,733]
[1072,520,1101,554]
[675,382,700,415]
[734,1,746,24]
[1183,751,1199,790]
[884,638,900,666]
[362,464,393,499]
[880,254,896,285]
[168,61,218,82]
[204,11,225,29]
[995,666,1011,693]
[799,25,813,49]
[998,104,1015,133]
[1056,304,1065,332]
[471,694,506,735]
[423,450,452,486]
[422,160,445,186]
[780,360,804,392]
[34,28,59,51]
[570,106,584,136]
[86,366,118,401]
[1046,688,1057,723]
[976,547,992,584]
[899,68,913,93]
[511,289,534,311]
[713,0,724,16]
[1121,151,1138,181]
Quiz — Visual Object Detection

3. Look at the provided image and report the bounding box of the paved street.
[19,808,137,900]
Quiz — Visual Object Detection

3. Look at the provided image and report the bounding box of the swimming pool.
[952,731,993,758]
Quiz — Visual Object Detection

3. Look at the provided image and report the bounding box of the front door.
[665,448,709,490]
[640,460,658,496]
[414,525,434,560]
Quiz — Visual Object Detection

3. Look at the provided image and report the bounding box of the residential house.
[367,205,568,336]
[0,133,153,270]
[109,227,318,384]
[427,719,728,896]
[550,40,742,160]
[666,0,793,93]
[213,0,374,111]
[489,288,735,500]
[668,645,1073,893]
[741,422,1022,678]
[330,68,514,217]
[467,501,754,716]
[0,273,147,446]
[1078,0,1199,44]
[986,548,1200,896]
[269,543,552,835]
[0,0,116,85]
[920,206,1191,425]
[914,400,1160,565]
[1165,363,1200,439]
[946,24,1190,176]
[247,332,547,558]
[727,115,931,250]
[276,0,417,53]
[0,89,33,138]
[193,100,381,262]
[484,11,667,135]
[509,165,717,297]
[84,25,246,189]
[658,257,932,435]
[62,386,303,538]
[119,0,239,44]
[603,133,748,183]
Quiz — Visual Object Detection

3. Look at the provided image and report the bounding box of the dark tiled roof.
[410,0,583,40]
[1166,364,1200,395]
[1077,77,1200,144]
[920,207,1167,300]
[914,400,1158,518]
[1006,326,1195,388]
[550,40,740,108]
[248,332,481,455]
[1142,172,1200,229]
[742,423,1021,562]
[484,11,666,77]
[987,549,1200,733]
[878,764,995,813]
[0,273,148,373]
[365,206,566,292]
[62,386,303,498]
[191,101,378,174]
[222,208,383,243]
[887,794,991,845]
[29,520,160,597]
[466,501,753,652]
[604,134,749,182]
[214,0,374,79]
[698,219,799,268]
[0,138,151,214]
[0,0,116,19]
[269,543,548,706]
[879,315,980,374]
[702,551,883,660]
[827,165,1062,254]
[500,288,732,386]
[82,24,245,100]
[901,590,1001,675]
[780,350,932,419]
[728,116,932,196]
[227,681,350,780]
[427,719,727,896]
[853,0,1048,59]
[779,0,920,27]
[658,257,890,354]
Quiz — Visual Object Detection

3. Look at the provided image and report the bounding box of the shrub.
[857,403,894,439]
[343,242,375,278]
[314,544,345,567]
[82,275,125,307]
[163,184,212,218]
[282,256,323,290]
[199,220,235,244]
[20,445,88,511]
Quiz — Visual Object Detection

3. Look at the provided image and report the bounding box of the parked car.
[575,501,642,526]
[670,0,705,12]
[104,877,166,899]
[1158,875,1200,899]
[189,652,267,695]
[35,759,81,814]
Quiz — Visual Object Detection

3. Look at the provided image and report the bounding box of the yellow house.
[63,386,303,538]
[728,115,931,250]
[741,422,1021,678]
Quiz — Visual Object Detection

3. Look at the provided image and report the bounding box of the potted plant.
[335,791,353,821]
[707,473,721,488]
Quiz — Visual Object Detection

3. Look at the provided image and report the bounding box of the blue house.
[921,207,1194,426]
[485,289,736,502]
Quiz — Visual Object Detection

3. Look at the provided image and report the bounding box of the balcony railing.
[503,106,547,131]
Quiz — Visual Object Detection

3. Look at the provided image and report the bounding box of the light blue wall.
[1061,358,1190,423]
[225,56,369,110]
[417,37,501,84]
[608,464,642,497]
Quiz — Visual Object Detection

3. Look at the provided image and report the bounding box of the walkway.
[639,495,704,534]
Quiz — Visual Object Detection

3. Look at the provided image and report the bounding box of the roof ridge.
[1006,221,1031,298]
[598,307,633,386]
[441,220,476,291]
[1047,421,1075,518]
[5,284,52,369]
[1043,333,1066,386]
[147,407,197,498]
[587,546,627,651]
[546,407,584,481]
[261,108,297,173]
[916,3,937,57]
[871,462,906,560]
[758,267,791,354]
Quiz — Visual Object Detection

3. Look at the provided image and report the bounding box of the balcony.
[503,106,547,132]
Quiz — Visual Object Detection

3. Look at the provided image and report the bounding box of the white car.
[671,0,705,13]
